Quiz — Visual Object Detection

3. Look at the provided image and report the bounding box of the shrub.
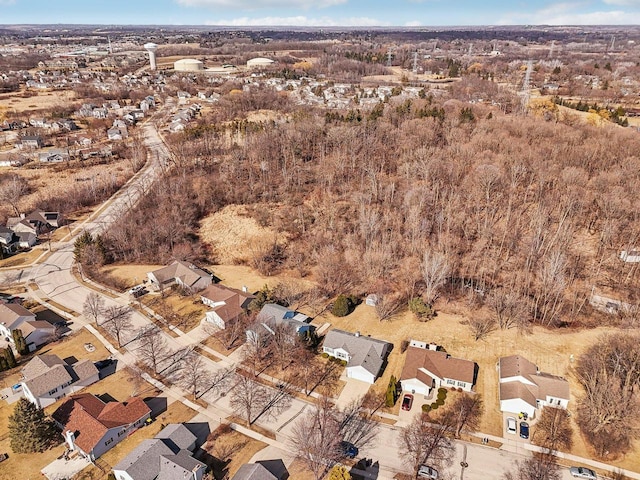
[437,391,447,401]
[400,339,409,353]
[321,352,329,359]
[385,375,398,407]
[438,387,447,395]
[422,404,431,413]
[408,297,434,320]
[340,360,347,367]
[430,402,439,410]
[332,294,351,317]
[436,398,445,406]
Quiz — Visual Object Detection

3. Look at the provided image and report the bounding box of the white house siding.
[205,311,225,329]
[25,329,55,350]
[346,366,375,384]
[500,398,536,418]
[113,470,134,480]
[401,378,430,396]
[542,396,569,409]
[500,375,536,386]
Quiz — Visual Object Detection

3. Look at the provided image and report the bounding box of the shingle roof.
[52,394,150,454]
[150,260,210,288]
[0,302,35,329]
[25,364,73,397]
[71,359,99,382]
[232,464,278,480]
[157,451,205,480]
[20,320,55,336]
[499,355,570,405]
[200,284,254,307]
[114,439,177,480]
[21,354,65,379]
[401,347,475,385]
[154,423,196,451]
[323,329,392,377]
[499,355,538,379]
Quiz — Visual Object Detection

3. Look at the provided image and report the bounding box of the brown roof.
[72,359,100,382]
[499,355,538,379]
[401,346,475,385]
[21,355,98,398]
[53,394,150,453]
[20,320,55,336]
[200,284,254,307]
[531,372,570,401]
[150,260,210,288]
[500,381,538,407]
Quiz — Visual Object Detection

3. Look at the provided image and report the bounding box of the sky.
[2,0,640,26]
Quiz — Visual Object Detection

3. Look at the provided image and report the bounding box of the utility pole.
[386,49,393,67]
[521,59,533,114]
[548,40,555,58]
[412,51,418,74]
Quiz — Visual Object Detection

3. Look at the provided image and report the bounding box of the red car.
[402,393,413,411]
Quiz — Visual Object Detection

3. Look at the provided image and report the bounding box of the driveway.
[335,373,371,409]
[41,454,91,480]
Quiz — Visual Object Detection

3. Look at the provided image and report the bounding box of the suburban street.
[1,121,637,480]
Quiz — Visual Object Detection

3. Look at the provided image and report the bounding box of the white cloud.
[178,0,346,8]
[205,15,388,26]
[602,0,640,5]
[0,0,16,4]
[499,2,640,24]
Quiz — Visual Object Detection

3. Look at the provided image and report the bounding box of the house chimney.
[355,331,360,337]
[65,430,76,450]
[242,285,248,293]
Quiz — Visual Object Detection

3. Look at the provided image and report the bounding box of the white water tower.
[144,42,158,71]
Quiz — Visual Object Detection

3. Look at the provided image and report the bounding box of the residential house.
[19,135,44,149]
[92,108,108,119]
[232,460,289,480]
[39,148,70,163]
[0,302,36,339]
[322,329,393,384]
[498,355,570,418]
[107,127,125,141]
[247,303,314,344]
[200,284,255,330]
[400,340,477,396]
[131,109,144,120]
[53,393,151,461]
[19,320,56,351]
[20,354,99,408]
[147,260,213,293]
[112,423,207,480]
[0,226,18,255]
[7,211,62,236]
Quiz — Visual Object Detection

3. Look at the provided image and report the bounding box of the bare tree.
[337,395,380,450]
[421,250,451,305]
[502,454,561,480]
[243,325,272,376]
[399,412,455,475]
[447,394,483,438]
[575,333,640,457]
[289,396,342,480]
[200,365,236,398]
[178,352,212,400]
[0,173,29,216]
[102,305,133,347]
[531,407,572,452]
[488,288,530,330]
[465,315,496,341]
[292,347,341,396]
[137,327,171,374]
[229,375,267,425]
[82,292,105,326]
[217,312,251,350]
[250,379,293,425]
[374,293,402,322]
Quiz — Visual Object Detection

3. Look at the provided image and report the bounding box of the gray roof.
[154,423,197,451]
[232,464,278,480]
[114,424,205,480]
[113,439,178,480]
[71,359,99,382]
[21,355,98,398]
[257,303,311,334]
[21,354,65,379]
[24,364,73,397]
[323,329,392,377]
[157,451,205,480]
[0,302,35,329]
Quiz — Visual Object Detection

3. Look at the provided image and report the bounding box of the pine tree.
[8,398,59,453]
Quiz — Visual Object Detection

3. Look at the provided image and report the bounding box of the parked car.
[519,421,529,439]
[417,464,439,479]
[506,417,517,434]
[402,393,414,411]
[128,285,146,297]
[569,467,597,479]
[340,441,358,459]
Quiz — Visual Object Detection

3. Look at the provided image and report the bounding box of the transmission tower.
[547,40,555,58]
[386,49,393,67]
[412,51,418,74]
[610,35,616,52]
[467,43,473,56]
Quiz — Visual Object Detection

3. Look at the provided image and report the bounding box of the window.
[48,387,58,395]
[447,379,455,385]
[118,430,125,437]
[457,381,465,387]
[105,438,113,446]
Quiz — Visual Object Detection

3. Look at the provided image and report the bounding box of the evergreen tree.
[12,329,28,355]
[8,398,59,453]
[4,346,16,368]
[331,295,351,317]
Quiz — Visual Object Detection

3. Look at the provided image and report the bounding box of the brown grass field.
[205,428,267,479]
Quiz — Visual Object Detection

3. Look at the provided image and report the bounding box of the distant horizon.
[2,0,640,27]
